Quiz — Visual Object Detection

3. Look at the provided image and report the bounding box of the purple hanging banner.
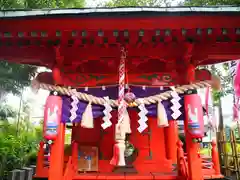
[61,85,185,123]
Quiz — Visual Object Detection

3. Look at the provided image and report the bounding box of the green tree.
[184,0,240,6]
[0,103,17,120]
[0,61,36,97]
[0,121,42,177]
[102,0,171,7]
[0,0,85,9]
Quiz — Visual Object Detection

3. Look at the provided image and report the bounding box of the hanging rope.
[32,79,211,107]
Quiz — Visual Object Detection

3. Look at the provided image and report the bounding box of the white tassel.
[157,101,169,127]
[81,102,94,128]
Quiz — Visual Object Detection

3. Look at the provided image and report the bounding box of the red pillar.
[36,141,45,177]
[49,123,65,180]
[164,120,178,163]
[184,93,204,180]
[212,140,221,175]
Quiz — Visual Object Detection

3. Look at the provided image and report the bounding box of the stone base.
[112,165,137,174]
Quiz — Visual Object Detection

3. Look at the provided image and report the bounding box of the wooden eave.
[0,6,240,72]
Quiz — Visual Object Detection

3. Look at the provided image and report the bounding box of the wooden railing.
[217,129,240,179]
[179,140,221,179]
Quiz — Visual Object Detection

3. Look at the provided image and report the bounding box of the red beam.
[0,16,239,32]
[0,42,240,69]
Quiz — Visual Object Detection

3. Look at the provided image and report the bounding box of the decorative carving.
[35,69,212,88]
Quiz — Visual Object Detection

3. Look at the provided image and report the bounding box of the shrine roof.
[0,6,240,18]
[0,6,240,82]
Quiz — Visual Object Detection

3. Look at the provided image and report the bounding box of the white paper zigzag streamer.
[69,89,79,122]
[170,90,182,119]
[138,100,148,133]
[101,96,113,129]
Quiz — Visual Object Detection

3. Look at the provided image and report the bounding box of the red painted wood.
[0,16,239,31]
[164,121,178,163]
[0,42,239,75]
[35,69,211,87]
[73,172,179,180]
[126,112,172,173]
[99,112,117,160]
[49,123,65,180]
[128,111,149,160]
[73,120,101,146]
[98,160,113,173]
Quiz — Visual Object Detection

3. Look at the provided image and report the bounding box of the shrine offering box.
[77,146,98,172]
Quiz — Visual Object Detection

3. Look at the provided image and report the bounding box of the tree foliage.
[0,0,85,99]
[103,0,171,7]
[0,61,36,95]
[0,103,17,120]
[184,0,240,6]
[0,121,42,177]
[0,0,85,9]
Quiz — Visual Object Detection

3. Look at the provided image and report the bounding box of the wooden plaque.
[77,146,98,172]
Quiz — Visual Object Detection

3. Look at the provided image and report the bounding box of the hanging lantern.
[43,95,63,140]
[184,94,204,139]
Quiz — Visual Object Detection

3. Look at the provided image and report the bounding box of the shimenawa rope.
[32,80,211,107]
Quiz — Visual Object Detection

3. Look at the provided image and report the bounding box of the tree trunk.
[218,98,224,131]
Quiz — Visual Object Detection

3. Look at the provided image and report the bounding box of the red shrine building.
[1,6,240,180]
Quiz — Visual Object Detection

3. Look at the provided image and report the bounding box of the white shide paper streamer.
[138,100,148,133]
[170,90,182,119]
[101,96,113,129]
[69,89,79,122]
